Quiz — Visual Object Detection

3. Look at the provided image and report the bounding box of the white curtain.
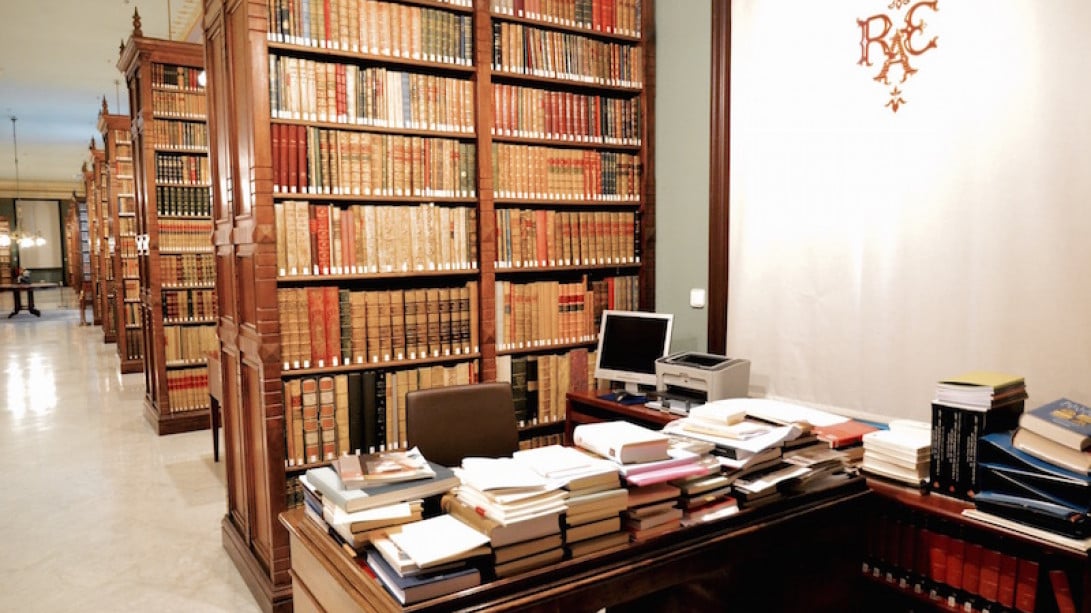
[728,1,1091,420]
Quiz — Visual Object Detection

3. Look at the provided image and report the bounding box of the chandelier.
[0,115,46,249]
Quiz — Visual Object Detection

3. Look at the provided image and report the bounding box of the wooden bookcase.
[119,12,217,435]
[81,152,102,325]
[0,216,10,284]
[98,100,142,374]
[863,479,1091,613]
[64,194,82,289]
[201,0,655,609]
[87,139,115,339]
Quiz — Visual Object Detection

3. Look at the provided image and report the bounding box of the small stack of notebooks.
[969,398,1091,542]
[860,419,931,486]
[512,445,630,558]
[451,457,567,577]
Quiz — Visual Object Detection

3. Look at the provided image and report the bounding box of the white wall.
[655,0,712,352]
[728,1,1091,420]
[14,199,62,269]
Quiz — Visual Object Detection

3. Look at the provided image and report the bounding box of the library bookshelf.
[201,0,655,609]
[98,100,142,374]
[86,139,113,337]
[119,12,217,435]
[64,194,84,290]
[0,216,9,284]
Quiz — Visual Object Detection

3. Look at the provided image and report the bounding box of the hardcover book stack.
[511,445,629,558]
[930,371,1027,500]
[451,457,567,577]
[298,448,460,553]
[969,398,1091,543]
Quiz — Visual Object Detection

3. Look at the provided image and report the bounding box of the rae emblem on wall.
[857,0,939,112]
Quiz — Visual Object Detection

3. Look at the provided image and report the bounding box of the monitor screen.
[594,310,673,393]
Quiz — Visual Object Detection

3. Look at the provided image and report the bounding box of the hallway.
[0,297,260,612]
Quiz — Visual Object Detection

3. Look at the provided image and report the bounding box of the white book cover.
[387,514,491,569]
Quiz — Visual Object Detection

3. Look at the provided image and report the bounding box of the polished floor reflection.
[0,291,259,612]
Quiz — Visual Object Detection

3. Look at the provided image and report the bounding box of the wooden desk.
[0,282,59,318]
[280,476,871,612]
[565,390,681,445]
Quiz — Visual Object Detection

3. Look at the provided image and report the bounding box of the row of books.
[165,365,210,412]
[518,431,565,451]
[494,278,612,351]
[270,56,475,133]
[158,219,213,252]
[123,279,139,301]
[863,508,1069,613]
[116,237,137,259]
[162,288,216,323]
[159,253,215,287]
[123,303,142,327]
[151,90,206,120]
[121,328,144,361]
[117,194,136,213]
[115,159,134,178]
[492,23,643,88]
[495,208,638,268]
[491,83,641,145]
[274,201,477,277]
[268,0,474,67]
[114,137,133,159]
[163,324,218,363]
[155,186,212,218]
[155,153,210,186]
[271,124,477,197]
[498,347,595,426]
[152,118,209,150]
[491,0,644,38]
[117,217,137,236]
[283,362,478,464]
[277,283,479,370]
[492,143,640,201]
[152,63,205,92]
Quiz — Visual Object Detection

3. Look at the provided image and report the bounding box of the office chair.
[405,382,520,467]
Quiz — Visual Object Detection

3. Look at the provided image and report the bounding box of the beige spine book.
[334,374,350,456]
[283,379,301,465]
[406,205,422,271]
[412,288,429,359]
[458,284,471,354]
[376,289,393,362]
[295,288,311,368]
[362,204,377,272]
[421,204,436,271]
[364,0,378,54]
[438,205,452,270]
[365,290,382,362]
[296,200,313,274]
[455,361,471,386]
[403,288,419,360]
[274,202,288,274]
[390,289,406,360]
[425,288,441,357]
[353,206,366,272]
[277,290,294,368]
[347,0,360,53]
[437,287,453,356]
[467,280,479,354]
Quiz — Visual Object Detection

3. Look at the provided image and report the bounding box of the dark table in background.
[0,282,60,318]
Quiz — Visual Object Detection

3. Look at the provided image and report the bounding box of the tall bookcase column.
[98,99,142,374]
[82,149,105,327]
[119,10,217,435]
[90,139,117,341]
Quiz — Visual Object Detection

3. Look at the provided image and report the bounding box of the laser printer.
[650,352,750,413]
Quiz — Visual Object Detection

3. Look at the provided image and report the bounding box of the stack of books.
[300,448,460,553]
[930,370,1027,499]
[365,514,489,605]
[512,445,630,558]
[451,457,567,577]
[967,398,1091,544]
[622,481,683,541]
[860,419,931,486]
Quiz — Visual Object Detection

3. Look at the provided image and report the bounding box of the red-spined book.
[273,123,284,192]
[323,286,341,366]
[315,204,332,274]
[1050,569,1078,613]
[297,124,308,193]
[997,552,1018,607]
[1014,558,1039,613]
[929,530,949,589]
[962,542,982,597]
[813,420,879,449]
[978,547,1001,602]
[287,122,298,194]
[341,205,355,273]
[535,209,548,267]
[945,534,965,590]
[307,287,327,366]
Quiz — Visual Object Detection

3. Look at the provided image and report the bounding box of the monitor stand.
[598,382,648,405]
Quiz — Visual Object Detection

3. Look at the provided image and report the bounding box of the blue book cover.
[365,548,480,605]
[978,461,1091,511]
[1020,398,1091,450]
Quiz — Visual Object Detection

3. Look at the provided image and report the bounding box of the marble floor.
[0,289,261,612]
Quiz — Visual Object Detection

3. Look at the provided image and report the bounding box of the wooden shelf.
[490,68,642,93]
[270,116,475,139]
[489,11,643,43]
[491,133,640,151]
[281,352,481,378]
[270,192,476,203]
[495,262,641,274]
[267,40,475,73]
[276,268,479,284]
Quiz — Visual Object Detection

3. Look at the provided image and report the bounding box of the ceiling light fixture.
[1,116,46,250]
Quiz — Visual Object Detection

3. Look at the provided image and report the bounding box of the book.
[1049,568,1078,613]
[572,420,670,465]
[304,463,458,513]
[623,506,683,531]
[365,548,480,605]
[934,370,1027,410]
[566,515,622,543]
[332,448,437,489]
[565,531,630,558]
[440,493,561,548]
[931,399,1025,499]
[812,419,878,448]
[1012,428,1091,475]
[492,533,563,565]
[323,499,423,534]
[970,491,1090,539]
[1014,558,1039,613]
[1019,398,1091,451]
[492,546,564,578]
[386,514,492,569]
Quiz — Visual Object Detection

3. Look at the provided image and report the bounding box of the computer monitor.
[593,310,673,400]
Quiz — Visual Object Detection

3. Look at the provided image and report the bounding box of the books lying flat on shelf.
[566,515,622,543]
[365,547,481,605]
[962,508,1091,553]
[934,371,1027,410]
[812,419,878,448]
[737,397,849,428]
[455,486,568,526]
[323,500,422,538]
[333,447,436,488]
[623,506,683,531]
[978,461,1091,510]
[493,533,563,565]
[512,444,621,490]
[572,420,671,465]
[386,514,492,570]
[1019,398,1091,451]
[971,490,1090,539]
[687,400,747,426]
[626,482,681,508]
[305,464,459,513]
[493,547,564,578]
[565,531,630,558]
[860,420,930,486]
[440,493,562,548]
[456,457,550,493]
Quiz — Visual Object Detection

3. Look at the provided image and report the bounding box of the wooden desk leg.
[210,395,221,462]
[27,289,40,317]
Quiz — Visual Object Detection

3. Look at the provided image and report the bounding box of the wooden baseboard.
[222,517,293,613]
[143,400,212,435]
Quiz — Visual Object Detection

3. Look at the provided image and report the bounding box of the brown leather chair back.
[405,382,520,466]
